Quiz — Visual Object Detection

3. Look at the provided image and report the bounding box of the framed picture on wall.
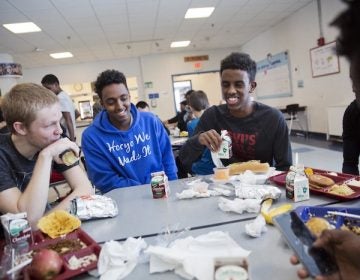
[310,41,340,78]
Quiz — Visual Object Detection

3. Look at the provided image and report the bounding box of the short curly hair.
[220,52,257,82]
[330,0,360,59]
[94,69,128,99]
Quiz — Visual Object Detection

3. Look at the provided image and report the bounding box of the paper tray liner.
[23,228,100,280]
[268,167,360,201]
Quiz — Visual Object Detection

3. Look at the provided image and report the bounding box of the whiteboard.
[255,51,292,100]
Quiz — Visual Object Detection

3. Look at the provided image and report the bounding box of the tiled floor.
[290,135,343,173]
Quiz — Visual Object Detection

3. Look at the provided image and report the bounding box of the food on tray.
[346,179,360,188]
[213,167,230,180]
[29,248,63,280]
[304,167,314,177]
[305,217,332,237]
[44,238,86,255]
[67,253,98,270]
[228,160,269,175]
[179,131,188,137]
[328,184,355,196]
[341,218,360,235]
[307,174,335,189]
[60,149,78,166]
[37,210,81,238]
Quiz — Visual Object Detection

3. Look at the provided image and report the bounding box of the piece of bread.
[228,160,270,175]
[60,149,78,166]
[306,217,332,237]
[308,174,335,189]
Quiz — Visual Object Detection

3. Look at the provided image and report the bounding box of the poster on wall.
[0,63,23,77]
[256,51,292,100]
[310,41,340,78]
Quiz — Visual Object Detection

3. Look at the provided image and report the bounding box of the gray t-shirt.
[0,134,75,193]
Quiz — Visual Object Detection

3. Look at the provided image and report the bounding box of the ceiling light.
[185,7,215,19]
[49,52,73,59]
[170,41,191,48]
[3,22,41,34]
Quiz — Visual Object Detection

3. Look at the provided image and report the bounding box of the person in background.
[164,100,188,132]
[41,74,77,142]
[92,95,103,119]
[81,70,177,193]
[292,1,360,279]
[0,83,92,228]
[187,90,215,175]
[179,52,292,173]
[183,89,195,123]
[136,100,170,135]
[342,63,360,175]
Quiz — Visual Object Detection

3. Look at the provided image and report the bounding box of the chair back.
[286,104,300,116]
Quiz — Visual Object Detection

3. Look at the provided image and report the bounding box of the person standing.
[179,52,292,173]
[342,67,360,175]
[41,74,77,142]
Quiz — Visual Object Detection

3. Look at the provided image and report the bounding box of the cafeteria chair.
[285,103,307,137]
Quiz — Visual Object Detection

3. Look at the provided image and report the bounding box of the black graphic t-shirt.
[179,102,292,171]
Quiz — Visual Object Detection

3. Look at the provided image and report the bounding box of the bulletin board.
[255,51,292,100]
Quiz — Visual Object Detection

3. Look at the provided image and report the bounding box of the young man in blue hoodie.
[82,70,177,193]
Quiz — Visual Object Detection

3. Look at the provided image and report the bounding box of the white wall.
[19,0,351,134]
[241,0,352,133]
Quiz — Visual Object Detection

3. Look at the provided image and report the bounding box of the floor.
[290,135,343,173]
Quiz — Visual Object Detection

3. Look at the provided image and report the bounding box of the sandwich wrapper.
[98,237,147,280]
[145,231,251,280]
[218,197,261,214]
[176,181,231,199]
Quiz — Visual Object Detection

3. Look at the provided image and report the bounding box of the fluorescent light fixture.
[3,22,41,34]
[170,41,191,48]
[185,7,215,19]
[49,52,73,59]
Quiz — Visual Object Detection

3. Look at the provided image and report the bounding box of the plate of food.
[294,206,360,236]
[24,228,101,280]
[269,167,360,201]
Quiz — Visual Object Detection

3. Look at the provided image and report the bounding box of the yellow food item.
[37,210,81,238]
[179,131,188,137]
[261,199,292,224]
[328,184,355,196]
[304,167,313,177]
[228,160,269,175]
[306,217,332,237]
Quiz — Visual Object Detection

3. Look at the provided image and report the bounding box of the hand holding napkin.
[98,237,147,280]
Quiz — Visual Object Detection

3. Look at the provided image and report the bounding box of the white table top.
[77,177,359,279]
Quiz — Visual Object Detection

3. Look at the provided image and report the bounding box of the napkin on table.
[218,197,261,214]
[145,231,251,280]
[98,237,147,280]
[245,214,267,238]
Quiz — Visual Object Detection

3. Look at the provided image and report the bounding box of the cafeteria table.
[81,177,339,243]
[78,177,359,279]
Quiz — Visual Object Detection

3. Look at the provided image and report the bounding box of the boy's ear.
[249,81,257,93]
[13,122,27,136]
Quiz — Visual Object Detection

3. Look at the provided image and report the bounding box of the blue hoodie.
[82,104,177,193]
